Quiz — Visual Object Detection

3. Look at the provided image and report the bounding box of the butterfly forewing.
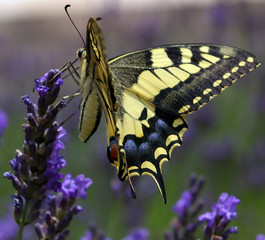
[109,44,260,116]
[78,18,261,202]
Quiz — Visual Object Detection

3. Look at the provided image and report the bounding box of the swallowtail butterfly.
[77,17,260,203]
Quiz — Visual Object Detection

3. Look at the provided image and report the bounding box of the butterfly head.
[76,47,90,83]
[76,48,87,60]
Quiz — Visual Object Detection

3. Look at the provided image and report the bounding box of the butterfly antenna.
[65,4,85,46]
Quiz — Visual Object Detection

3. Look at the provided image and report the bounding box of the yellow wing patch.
[151,48,173,67]
[201,53,220,63]
[168,67,190,82]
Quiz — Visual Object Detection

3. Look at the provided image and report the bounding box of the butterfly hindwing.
[79,83,102,142]
[106,78,189,200]
[117,105,188,202]
[79,18,117,142]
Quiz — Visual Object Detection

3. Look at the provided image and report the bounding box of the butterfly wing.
[79,18,117,142]
[78,18,260,202]
[108,44,260,202]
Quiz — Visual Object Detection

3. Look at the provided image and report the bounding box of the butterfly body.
[78,18,260,203]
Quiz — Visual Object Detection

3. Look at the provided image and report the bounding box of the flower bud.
[35,223,46,239]
[56,216,72,232]
[27,199,42,223]
[21,95,36,117]
[12,195,24,224]
[55,230,69,240]
[26,113,38,128]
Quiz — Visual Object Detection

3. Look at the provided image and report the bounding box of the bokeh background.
[0,0,264,239]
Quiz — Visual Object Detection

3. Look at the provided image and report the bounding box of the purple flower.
[34,69,62,97]
[215,193,239,220]
[35,85,49,97]
[198,193,240,240]
[11,195,24,224]
[80,231,94,240]
[35,173,92,240]
[0,211,34,240]
[72,174,93,199]
[0,110,8,140]
[3,69,94,239]
[199,193,239,225]
[21,95,37,117]
[61,174,79,199]
[3,171,13,179]
[34,69,64,116]
[165,174,204,240]
[172,190,193,220]
[61,174,92,200]
[44,125,67,192]
[35,75,47,89]
[256,234,265,240]
[4,69,68,239]
[80,223,112,240]
[9,152,20,172]
[0,214,19,240]
[122,228,149,240]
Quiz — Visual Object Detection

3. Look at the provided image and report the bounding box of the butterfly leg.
[59,59,80,86]
[45,60,82,121]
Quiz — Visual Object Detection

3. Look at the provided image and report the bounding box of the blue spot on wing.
[124,139,137,160]
[139,142,149,152]
[117,108,188,203]
[148,132,159,142]
[156,119,167,131]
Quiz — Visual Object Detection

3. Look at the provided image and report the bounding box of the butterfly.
[76,17,260,203]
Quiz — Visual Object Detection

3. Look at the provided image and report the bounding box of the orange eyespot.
[107,139,118,163]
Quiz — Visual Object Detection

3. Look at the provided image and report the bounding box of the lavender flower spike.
[166,174,205,240]
[198,193,240,240]
[3,69,67,239]
[35,174,92,240]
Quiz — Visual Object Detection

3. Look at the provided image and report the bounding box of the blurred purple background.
[0,0,264,239]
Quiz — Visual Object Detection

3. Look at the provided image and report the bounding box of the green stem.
[17,200,29,240]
